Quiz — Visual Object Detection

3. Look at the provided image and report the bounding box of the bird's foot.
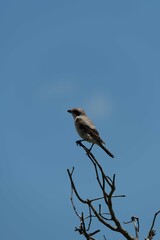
[75,140,91,155]
[76,140,83,146]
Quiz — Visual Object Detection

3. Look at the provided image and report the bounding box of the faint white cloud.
[36,80,76,100]
[45,82,74,97]
[85,92,113,119]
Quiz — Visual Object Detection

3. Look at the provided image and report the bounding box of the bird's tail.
[100,144,114,158]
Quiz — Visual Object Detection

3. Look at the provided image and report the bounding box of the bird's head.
[67,108,86,118]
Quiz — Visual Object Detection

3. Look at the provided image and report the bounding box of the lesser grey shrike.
[67,108,114,158]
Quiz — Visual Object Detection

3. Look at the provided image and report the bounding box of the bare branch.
[87,206,92,231]
[67,141,135,240]
[74,212,100,240]
[103,235,107,240]
[67,168,87,204]
[145,210,160,240]
[70,182,81,218]
[124,216,139,239]
[67,141,159,240]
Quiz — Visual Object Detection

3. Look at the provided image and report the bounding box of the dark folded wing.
[76,118,104,144]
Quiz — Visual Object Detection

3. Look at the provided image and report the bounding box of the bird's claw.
[76,140,82,146]
[75,140,91,156]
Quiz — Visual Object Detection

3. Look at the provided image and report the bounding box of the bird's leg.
[88,143,94,152]
[76,139,85,146]
[76,140,93,155]
[84,143,94,156]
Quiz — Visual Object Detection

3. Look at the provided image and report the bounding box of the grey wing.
[76,117,104,144]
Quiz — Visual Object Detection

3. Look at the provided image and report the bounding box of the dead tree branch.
[145,210,160,240]
[124,216,139,239]
[67,141,160,240]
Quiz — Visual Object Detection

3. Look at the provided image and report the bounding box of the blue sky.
[0,1,160,239]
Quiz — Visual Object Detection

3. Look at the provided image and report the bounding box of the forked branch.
[67,141,160,240]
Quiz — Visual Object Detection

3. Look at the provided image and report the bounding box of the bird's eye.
[73,110,80,116]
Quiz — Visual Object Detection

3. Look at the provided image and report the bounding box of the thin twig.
[148,210,160,234]
[87,206,92,231]
[146,210,160,240]
[67,169,87,204]
[124,216,139,239]
[70,185,81,218]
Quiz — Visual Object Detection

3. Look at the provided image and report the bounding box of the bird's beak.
[67,109,72,113]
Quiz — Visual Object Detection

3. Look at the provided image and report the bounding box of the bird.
[67,108,114,158]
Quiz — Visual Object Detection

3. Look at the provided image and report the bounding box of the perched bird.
[67,108,114,158]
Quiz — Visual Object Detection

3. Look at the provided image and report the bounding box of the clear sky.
[0,1,160,240]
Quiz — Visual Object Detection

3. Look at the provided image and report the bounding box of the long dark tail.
[100,144,114,158]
